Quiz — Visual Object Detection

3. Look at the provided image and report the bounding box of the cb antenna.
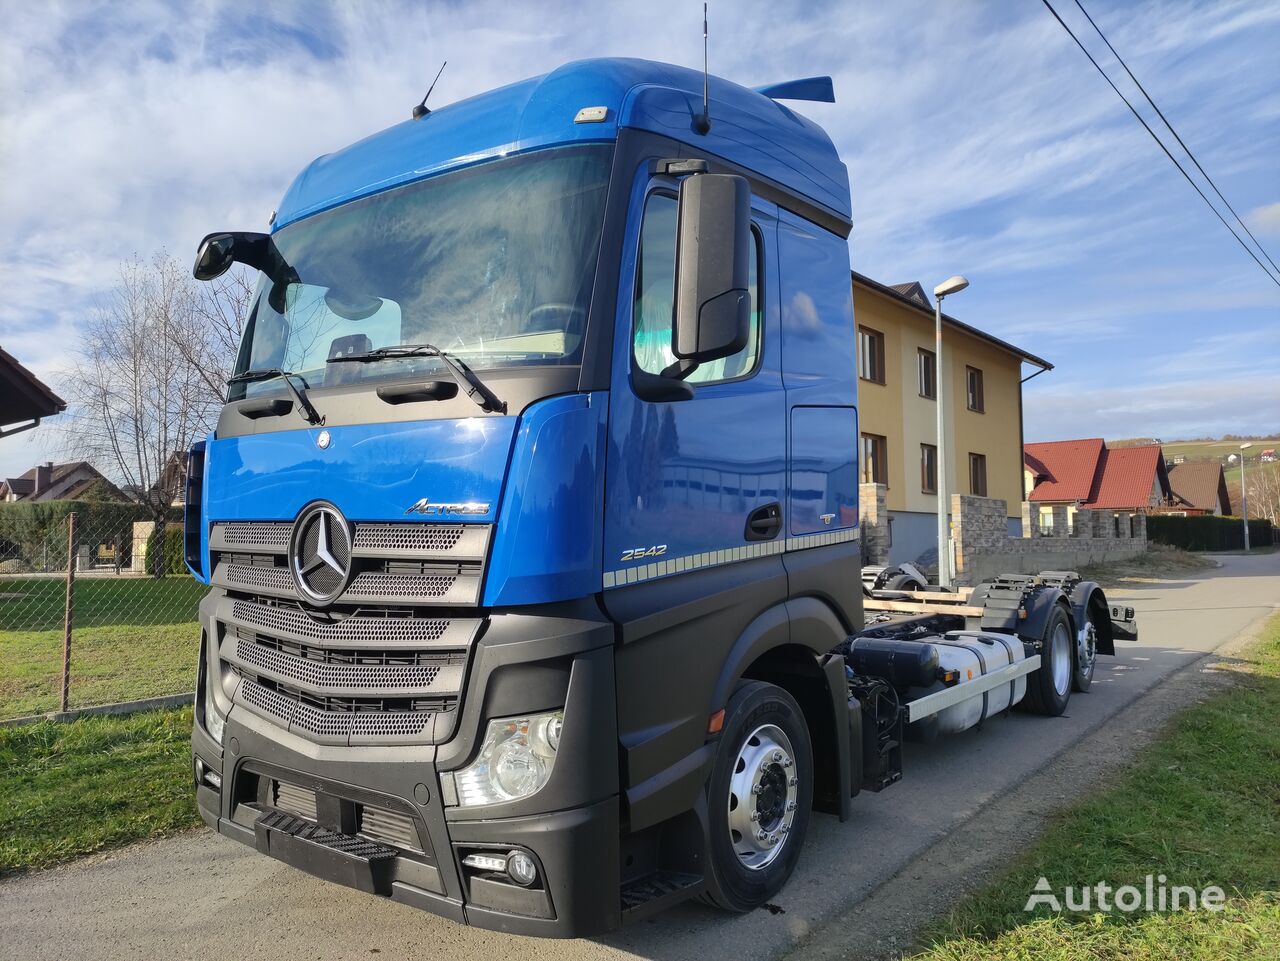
[693,3,710,134]
[412,61,448,120]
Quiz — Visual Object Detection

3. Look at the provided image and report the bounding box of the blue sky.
[1,0,1277,480]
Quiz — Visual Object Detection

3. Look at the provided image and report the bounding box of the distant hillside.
[1110,437,1280,463]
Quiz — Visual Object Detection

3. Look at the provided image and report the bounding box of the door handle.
[745,502,782,542]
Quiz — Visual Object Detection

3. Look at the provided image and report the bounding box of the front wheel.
[702,681,813,912]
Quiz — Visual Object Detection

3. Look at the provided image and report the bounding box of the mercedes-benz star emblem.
[316,429,331,450]
[289,502,353,606]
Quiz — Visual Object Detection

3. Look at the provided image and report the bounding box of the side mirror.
[672,173,752,365]
[193,233,236,281]
[192,230,272,281]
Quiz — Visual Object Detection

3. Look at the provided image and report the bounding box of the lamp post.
[933,274,969,588]
[1239,442,1252,552]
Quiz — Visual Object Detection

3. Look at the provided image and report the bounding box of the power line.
[1038,0,1280,288]
[1072,0,1280,277]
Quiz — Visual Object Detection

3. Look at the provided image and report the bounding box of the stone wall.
[952,494,1146,586]
[859,483,890,566]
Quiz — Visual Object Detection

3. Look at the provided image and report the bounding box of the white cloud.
[0,0,1277,478]
[1248,201,1280,236]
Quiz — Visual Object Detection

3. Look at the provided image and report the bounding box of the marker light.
[453,711,564,807]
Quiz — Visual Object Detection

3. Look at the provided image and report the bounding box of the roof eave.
[852,271,1053,371]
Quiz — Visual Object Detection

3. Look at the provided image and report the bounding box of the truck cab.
[187,57,1117,937]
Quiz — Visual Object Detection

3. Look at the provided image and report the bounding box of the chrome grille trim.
[222,635,464,698]
[211,518,488,745]
[212,561,481,607]
[236,678,438,745]
[221,597,479,650]
[210,520,490,563]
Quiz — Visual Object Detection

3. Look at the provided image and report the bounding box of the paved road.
[4,553,1278,961]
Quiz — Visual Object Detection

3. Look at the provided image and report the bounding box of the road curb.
[0,692,194,728]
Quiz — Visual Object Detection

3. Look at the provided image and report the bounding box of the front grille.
[267,778,423,854]
[210,519,489,745]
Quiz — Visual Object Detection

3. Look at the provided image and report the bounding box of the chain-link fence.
[0,510,204,721]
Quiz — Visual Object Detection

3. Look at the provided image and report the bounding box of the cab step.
[620,871,703,920]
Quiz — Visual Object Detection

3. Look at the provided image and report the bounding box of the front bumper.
[192,601,621,938]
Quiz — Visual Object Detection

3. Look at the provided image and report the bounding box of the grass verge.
[908,614,1280,960]
[0,576,202,719]
[1077,543,1215,587]
[0,706,200,876]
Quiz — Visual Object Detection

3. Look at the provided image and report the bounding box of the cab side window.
[633,192,761,384]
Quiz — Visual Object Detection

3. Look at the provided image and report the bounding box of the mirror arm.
[631,368,694,403]
[661,358,700,381]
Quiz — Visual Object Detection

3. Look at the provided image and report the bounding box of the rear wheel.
[885,573,924,593]
[1024,605,1073,716]
[1072,618,1098,693]
[702,681,813,912]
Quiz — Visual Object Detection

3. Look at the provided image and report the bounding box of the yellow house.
[853,273,1052,565]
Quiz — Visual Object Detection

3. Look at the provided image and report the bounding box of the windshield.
[230,144,613,399]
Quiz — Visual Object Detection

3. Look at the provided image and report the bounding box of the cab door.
[601,168,788,820]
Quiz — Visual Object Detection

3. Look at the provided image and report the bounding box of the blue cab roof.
[274,58,851,230]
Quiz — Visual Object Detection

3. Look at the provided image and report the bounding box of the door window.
[633,192,761,384]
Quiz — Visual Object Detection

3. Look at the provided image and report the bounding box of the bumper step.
[254,809,397,895]
[620,871,702,920]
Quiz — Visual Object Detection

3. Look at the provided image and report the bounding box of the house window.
[858,327,886,384]
[918,348,936,399]
[966,366,985,412]
[633,192,762,384]
[861,433,888,485]
[921,443,938,494]
[969,452,988,496]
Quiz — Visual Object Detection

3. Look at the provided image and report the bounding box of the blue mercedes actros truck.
[186,58,1135,936]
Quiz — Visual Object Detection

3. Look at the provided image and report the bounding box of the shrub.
[1147,514,1276,551]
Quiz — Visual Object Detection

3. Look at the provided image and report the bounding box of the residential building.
[0,461,130,503]
[1165,461,1232,516]
[0,346,65,438]
[1023,438,1173,530]
[853,273,1053,565]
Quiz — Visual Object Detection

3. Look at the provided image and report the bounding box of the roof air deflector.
[754,77,835,103]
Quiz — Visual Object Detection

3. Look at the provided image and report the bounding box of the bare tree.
[173,265,255,409]
[1245,466,1280,527]
[57,253,225,575]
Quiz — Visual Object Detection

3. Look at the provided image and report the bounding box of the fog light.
[506,850,537,887]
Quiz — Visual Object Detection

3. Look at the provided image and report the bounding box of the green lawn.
[0,576,204,719]
[0,706,201,875]
[909,614,1280,960]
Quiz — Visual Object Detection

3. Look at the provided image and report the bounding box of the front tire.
[1024,605,1074,716]
[702,681,813,912]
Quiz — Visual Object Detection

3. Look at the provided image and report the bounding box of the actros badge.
[405,498,491,517]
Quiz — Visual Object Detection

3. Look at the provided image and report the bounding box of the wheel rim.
[1077,622,1097,680]
[1050,621,1072,696]
[727,723,799,870]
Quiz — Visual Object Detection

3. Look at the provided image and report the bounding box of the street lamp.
[933,274,969,588]
[1239,443,1252,552]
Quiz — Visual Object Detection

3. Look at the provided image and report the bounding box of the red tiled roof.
[1167,461,1231,514]
[1083,445,1168,509]
[1023,438,1105,502]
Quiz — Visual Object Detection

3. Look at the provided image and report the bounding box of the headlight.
[453,711,563,807]
[205,700,225,744]
[203,675,226,742]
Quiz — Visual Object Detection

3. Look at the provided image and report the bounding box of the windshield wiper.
[227,368,324,425]
[328,344,507,414]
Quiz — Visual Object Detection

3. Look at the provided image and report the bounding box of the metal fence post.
[60,511,78,713]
